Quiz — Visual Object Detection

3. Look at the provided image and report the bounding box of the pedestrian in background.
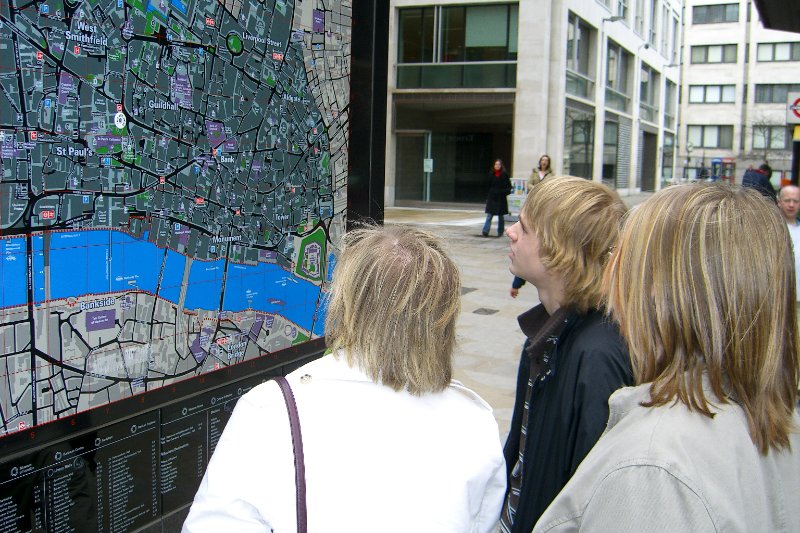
[742,163,776,202]
[778,185,800,367]
[483,158,512,237]
[509,275,525,298]
[778,185,800,306]
[527,154,553,190]
[535,184,800,532]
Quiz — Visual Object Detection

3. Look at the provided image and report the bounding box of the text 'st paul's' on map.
[0,0,350,436]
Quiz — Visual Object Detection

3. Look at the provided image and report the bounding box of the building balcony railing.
[664,112,676,130]
[605,87,631,113]
[396,61,517,89]
[640,101,659,123]
[566,69,595,99]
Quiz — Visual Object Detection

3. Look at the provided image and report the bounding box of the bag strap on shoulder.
[274,376,307,533]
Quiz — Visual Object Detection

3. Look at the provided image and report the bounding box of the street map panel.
[0,0,349,436]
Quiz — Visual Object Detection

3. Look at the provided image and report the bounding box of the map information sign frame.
[0,0,350,450]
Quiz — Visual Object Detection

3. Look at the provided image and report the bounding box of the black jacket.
[741,168,776,202]
[502,305,632,532]
[485,171,512,215]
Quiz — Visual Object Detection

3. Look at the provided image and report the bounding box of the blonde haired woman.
[184,225,506,532]
[535,184,800,532]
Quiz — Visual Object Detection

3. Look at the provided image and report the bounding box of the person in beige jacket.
[535,184,800,532]
[527,154,553,190]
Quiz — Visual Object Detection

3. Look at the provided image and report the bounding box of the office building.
[385,0,683,206]
[678,0,800,184]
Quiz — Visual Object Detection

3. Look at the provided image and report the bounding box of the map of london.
[0,0,350,435]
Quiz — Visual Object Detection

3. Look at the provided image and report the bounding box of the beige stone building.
[677,0,800,185]
[384,0,682,206]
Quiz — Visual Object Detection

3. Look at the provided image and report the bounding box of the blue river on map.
[0,238,28,308]
[0,231,324,335]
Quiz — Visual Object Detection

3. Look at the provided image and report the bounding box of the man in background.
[777,185,800,397]
[779,185,800,311]
[742,163,776,202]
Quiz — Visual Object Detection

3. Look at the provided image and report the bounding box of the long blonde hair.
[605,184,799,453]
[325,225,461,394]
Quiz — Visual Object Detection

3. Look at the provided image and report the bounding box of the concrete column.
[593,21,610,184]
[546,3,568,177]
[511,0,554,180]
[629,52,643,193]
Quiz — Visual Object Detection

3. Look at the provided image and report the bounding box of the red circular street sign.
[792,97,800,119]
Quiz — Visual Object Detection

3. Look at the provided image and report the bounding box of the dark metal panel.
[754,0,800,34]
[348,0,389,226]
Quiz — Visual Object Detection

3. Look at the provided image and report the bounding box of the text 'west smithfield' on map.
[0,0,351,435]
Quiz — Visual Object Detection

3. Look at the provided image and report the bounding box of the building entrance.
[395,130,508,204]
[392,95,513,205]
[640,131,658,191]
[396,132,429,201]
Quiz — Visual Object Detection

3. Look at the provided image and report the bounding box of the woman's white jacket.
[183,353,506,532]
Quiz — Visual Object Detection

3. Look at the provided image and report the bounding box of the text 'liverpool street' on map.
[0,0,351,436]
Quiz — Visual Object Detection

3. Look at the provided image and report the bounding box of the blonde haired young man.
[499,177,632,532]
[536,184,800,532]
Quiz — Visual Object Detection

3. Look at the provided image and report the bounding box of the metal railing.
[566,70,595,99]
[605,87,631,112]
[639,101,658,123]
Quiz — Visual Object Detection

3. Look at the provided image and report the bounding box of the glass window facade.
[753,126,789,150]
[692,3,738,24]
[662,133,675,185]
[566,14,591,74]
[398,7,435,63]
[635,0,645,35]
[606,42,631,93]
[602,121,619,186]
[756,42,800,62]
[464,5,515,60]
[564,105,595,178]
[394,130,510,203]
[754,84,800,103]
[671,15,680,63]
[441,7,466,62]
[648,0,657,46]
[606,41,631,112]
[687,125,733,148]
[397,4,518,89]
[690,44,737,64]
[688,84,736,103]
[639,64,659,123]
[665,81,677,130]
[618,0,628,21]
[566,13,594,99]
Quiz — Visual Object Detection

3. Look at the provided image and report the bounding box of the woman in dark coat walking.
[483,159,512,237]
